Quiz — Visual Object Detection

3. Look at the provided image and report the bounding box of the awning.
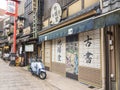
[94,9,120,29]
[19,36,30,42]
[39,9,120,43]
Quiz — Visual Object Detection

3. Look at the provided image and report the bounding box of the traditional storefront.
[114,27,120,90]
[24,43,35,64]
[38,9,120,88]
[18,26,36,66]
[39,29,102,87]
[103,25,120,90]
[50,30,102,86]
[78,30,101,87]
[44,40,52,71]
[52,37,66,76]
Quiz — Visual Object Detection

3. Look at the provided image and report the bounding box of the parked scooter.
[30,58,46,80]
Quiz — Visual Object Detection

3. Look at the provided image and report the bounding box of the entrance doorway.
[105,25,120,90]
[115,26,120,90]
[66,34,79,80]
[44,40,52,71]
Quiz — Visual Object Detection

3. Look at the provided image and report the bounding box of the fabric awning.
[39,10,120,43]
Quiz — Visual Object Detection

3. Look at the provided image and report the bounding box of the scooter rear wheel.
[39,72,46,80]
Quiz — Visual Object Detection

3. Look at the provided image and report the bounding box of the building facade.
[13,0,38,66]
[21,0,38,65]
[1,0,120,90]
[2,17,11,56]
[37,0,120,90]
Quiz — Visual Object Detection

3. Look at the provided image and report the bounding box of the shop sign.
[19,47,22,54]
[6,0,16,16]
[45,36,47,40]
[25,44,34,52]
[55,38,66,63]
[17,20,24,29]
[23,27,30,35]
[50,3,62,24]
[79,30,100,69]
[4,46,9,49]
[68,28,73,35]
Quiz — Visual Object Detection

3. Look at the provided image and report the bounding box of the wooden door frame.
[104,27,112,90]
[43,40,52,71]
[104,26,117,90]
[42,42,45,64]
[115,26,120,90]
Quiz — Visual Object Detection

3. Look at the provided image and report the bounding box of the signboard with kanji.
[6,0,16,16]
[79,30,101,69]
[50,3,62,24]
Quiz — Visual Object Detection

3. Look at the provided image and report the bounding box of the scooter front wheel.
[39,72,46,80]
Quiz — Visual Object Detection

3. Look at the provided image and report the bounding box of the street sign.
[6,0,16,16]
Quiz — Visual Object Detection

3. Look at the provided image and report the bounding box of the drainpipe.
[100,1,105,90]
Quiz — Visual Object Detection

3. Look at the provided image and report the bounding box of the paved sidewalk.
[22,66,102,90]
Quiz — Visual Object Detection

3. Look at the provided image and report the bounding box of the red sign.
[6,0,16,16]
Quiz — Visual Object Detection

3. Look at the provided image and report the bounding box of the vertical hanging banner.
[6,0,16,16]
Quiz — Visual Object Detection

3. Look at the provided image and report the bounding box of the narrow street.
[0,59,60,90]
[0,59,98,90]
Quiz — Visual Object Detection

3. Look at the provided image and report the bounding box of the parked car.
[30,60,47,80]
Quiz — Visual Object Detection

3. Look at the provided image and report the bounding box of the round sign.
[50,3,62,24]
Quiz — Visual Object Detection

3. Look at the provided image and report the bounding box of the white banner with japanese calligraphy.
[79,30,100,69]
[52,37,66,63]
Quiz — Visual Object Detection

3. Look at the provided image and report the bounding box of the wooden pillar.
[101,28,106,90]
[115,26,120,90]
[42,42,45,64]
[38,46,40,57]
[50,41,52,71]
